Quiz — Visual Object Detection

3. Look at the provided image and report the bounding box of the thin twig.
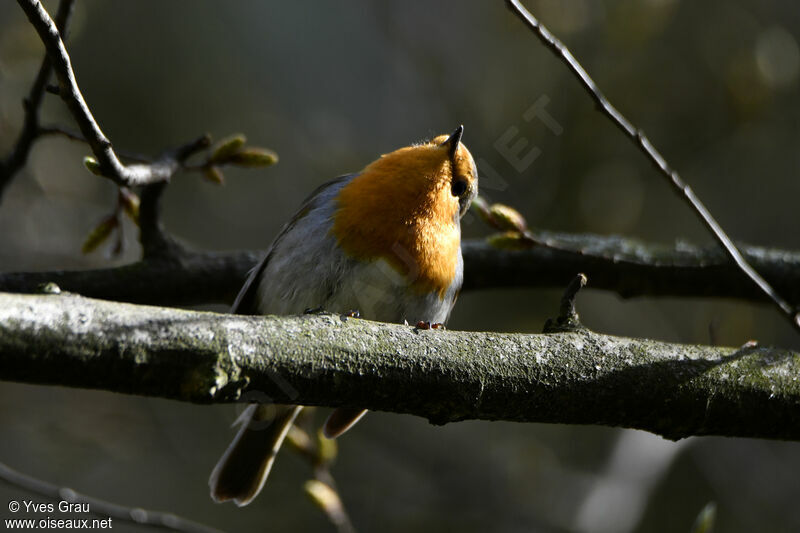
[504,0,800,333]
[137,135,211,258]
[544,273,588,333]
[0,461,223,533]
[15,0,189,188]
[558,273,587,322]
[0,0,75,203]
[37,125,85,143]
[38,125,154,163]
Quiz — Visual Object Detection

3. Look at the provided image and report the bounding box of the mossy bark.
[1,292,799,441]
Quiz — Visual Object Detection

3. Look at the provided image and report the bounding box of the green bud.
[37,282,61,295]
[316,429,338,464]
[487,231,529,250]
[228,148,279,168]
[81,216,118,254]
[203,165,225,185]
[303,480,344,517]
[119,188,140,224]
[83,156,102,176]
[286,425,314,454]
[488,203,527,232]
[470,195,492,224]
[209,134,246,163]
[690,502,717,533]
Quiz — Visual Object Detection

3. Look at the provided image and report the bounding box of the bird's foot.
[415,321,445,330]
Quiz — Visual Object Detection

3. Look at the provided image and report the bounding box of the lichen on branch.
[2,292,799,442]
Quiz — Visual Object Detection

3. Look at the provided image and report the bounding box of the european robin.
[209,125,478,506]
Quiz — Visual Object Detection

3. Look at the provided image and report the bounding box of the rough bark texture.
[1,234,799,307]
[2,292,799,442]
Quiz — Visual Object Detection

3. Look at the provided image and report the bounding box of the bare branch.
[136,135,213,258]
[2,234,798,308]
[0,249,260,306]
[0,462,222,533]
[14,0,203,188]
[2,292,799,441]
[504,0,800,332]
[543,273,588,333]
[0,0,75,203]
[38,126,154,163]
[461,233,800,303]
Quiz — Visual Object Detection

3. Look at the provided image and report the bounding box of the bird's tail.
[209,403,302,506]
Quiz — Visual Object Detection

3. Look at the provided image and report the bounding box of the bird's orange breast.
[331,144,463,299]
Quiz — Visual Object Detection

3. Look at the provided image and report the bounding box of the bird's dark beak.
[441,125,464,160]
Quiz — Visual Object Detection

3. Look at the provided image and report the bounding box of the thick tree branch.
[2,292,799,441]
[461,233,800,301]
[505,0,800,332]
[1,234,798,307]
[0,249,261,307]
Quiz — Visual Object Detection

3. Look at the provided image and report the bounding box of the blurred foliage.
[690,502,717,533]
[1,1,799,532]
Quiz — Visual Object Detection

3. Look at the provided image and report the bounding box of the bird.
[209,125,478,506]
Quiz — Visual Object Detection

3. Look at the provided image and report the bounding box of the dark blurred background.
[1,1,799,531]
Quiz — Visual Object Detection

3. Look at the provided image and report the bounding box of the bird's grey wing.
[231,174,355,315]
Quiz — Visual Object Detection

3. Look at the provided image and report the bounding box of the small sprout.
[286,425,314,455]
[316,429,338,464]
[83,156,102,176]
[118,188,140,224]
[690,502,717,533]
[470,195,492,224]
[487,231,528,250]
[203,165,225,185]
[304,480,345,518]
[488,203,527,232]
[37,282,61,294]
[471,196,528,232]
[209,134,246,164]
[228,148,279,168]
[81,215,118,254]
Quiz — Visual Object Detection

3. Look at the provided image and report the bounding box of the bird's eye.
[451,179,468,197]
